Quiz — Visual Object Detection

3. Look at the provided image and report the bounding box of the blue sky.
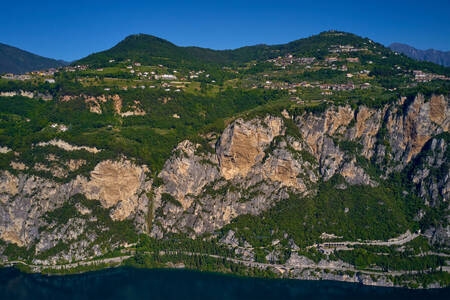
[1,0,449,61]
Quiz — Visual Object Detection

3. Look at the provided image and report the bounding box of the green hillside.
[0,43,67,74]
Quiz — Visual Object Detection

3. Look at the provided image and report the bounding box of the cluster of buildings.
[188,70,207,79]
[1,74,31,81]
[155,74,177,80]
[267,54,316,68]
[261,79,371,93]
[413,70,450,82]
[325,57,360,63]
[318,82,371,91]
[2,68,59,81]
[328,44,368,53]
[64,65,88,72]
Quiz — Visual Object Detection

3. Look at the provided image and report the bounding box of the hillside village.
[1,36,449,103]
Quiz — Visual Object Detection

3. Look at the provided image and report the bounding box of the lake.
[0,267,448,300]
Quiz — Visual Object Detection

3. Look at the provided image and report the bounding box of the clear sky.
[1,0,449,61]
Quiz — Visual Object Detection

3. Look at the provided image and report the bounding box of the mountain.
[76,32,450,80]
[0,31,449,288]
[0,43,68,74]
[390,42,450,67]
[75,31,377,67]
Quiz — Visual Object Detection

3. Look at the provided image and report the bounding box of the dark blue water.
[0,267,448,300]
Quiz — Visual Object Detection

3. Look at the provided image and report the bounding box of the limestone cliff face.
[0,159,150,254]
[0,172,74,247]
[151,93,448,239]
[158,140,220,210]
[295,94,449,181]
[295,105,378,184]
[385,94,448,166]
[59,94,145,116]
[83,160,149,221]
[0,93,448,262]
[410,135,449,246]
[217,116,283,180]
[151,116,318,238]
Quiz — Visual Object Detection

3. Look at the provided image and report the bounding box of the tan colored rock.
[158,140,219,209]
[262,155,307,190]
[0,171,19,199]
[120,100,146,117]
[0,230,23,247]
[217,116,283,180]
[59,94,123,115]
[0,146,11,154]
[429,94,447,127]
[67,159,86,171]
[34,163,67,178]
[10,161,28,170]
[36,139,101,153]
[112,94,122,114]
[355,106,373,138]
[298,105,353,158]
[385,94,448,163]
[83,160,147,220]
[325,105,354,135]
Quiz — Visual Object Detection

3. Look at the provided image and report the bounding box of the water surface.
[0,267,448,300]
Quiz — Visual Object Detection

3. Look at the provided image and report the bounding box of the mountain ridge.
[75,31,376,66]
[0,42,68,74]
[389,42,450,67]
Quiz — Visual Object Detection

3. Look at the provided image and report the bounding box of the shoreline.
[3,251,448,289]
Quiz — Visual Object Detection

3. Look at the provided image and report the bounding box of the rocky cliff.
[0,159,151,263]
[150,94,448,243]
[0,93,448,266]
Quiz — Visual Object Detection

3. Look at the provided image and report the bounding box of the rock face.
[217,116,283,180]
[83,160,148,221]
[36,139,101,153]
[385,94,448,165]
[59,94,146,116]
[60,94,123,115]
[150,94,449,240]
[151,116,318,238]
[0,93,448,263]
[0,159,150,254]
[0,172,72,247]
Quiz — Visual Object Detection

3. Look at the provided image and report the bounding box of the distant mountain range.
[389,43,450,67]
[0,43,68,74]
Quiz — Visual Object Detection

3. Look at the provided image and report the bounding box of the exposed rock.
[83,160,149,220]
[67,159,86,171]
[36,139,102,153]
[0,146,11,154]
[120,100,146,117]
[158,140,220,209]
[217,116,283,180]
[34,163,67,178]
[60,94,123,115]
[386,94,448,165]
[285,252,315,268]
[219,230,239,248]
[0,93,448,273]
[10,161,28,170]
[0,159,150,249]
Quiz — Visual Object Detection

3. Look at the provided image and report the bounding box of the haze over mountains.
[0,43,68,74]
[390,43,450,67]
